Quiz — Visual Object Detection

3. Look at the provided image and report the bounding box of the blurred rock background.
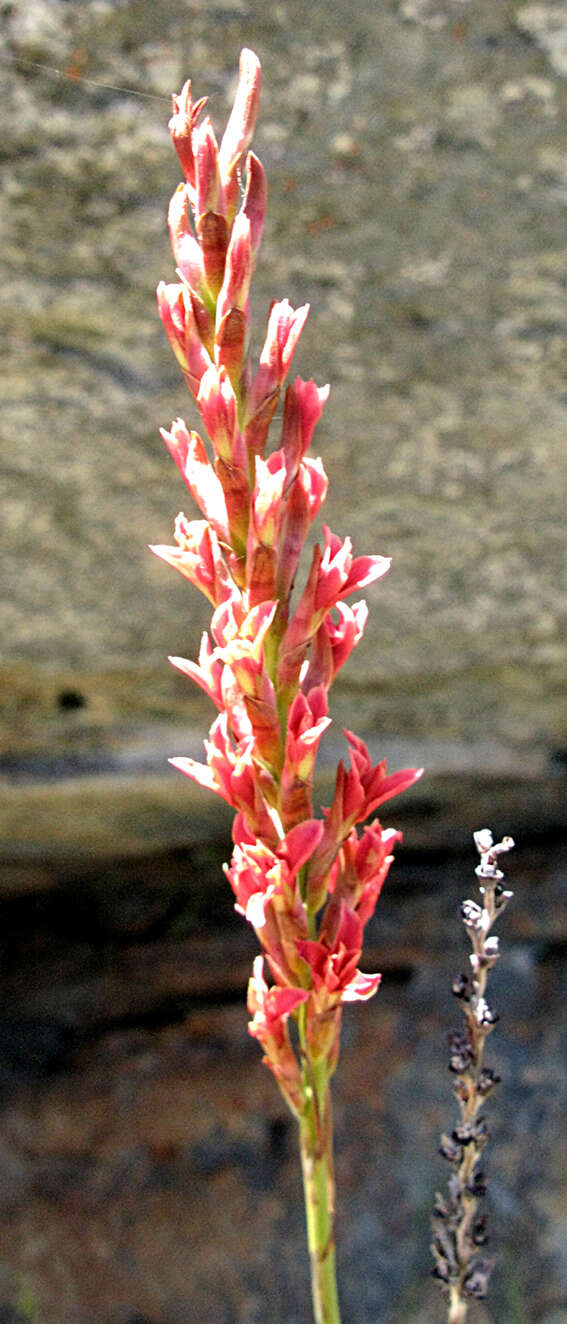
[0,0,566,1320]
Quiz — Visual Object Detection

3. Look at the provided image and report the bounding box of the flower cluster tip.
[154,48,422,1107]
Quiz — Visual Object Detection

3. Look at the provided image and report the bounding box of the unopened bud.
[439,1133,462,1163]
[461,899,483,929]
[463,1256,493,1299]
[466,1171,487,1198]
[477,1067,501,1096]
[451,973,471,1000]
[475,998,499,1028]
[472,1215,489,1245]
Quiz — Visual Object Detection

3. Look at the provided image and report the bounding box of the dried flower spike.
[431,830,514,1324]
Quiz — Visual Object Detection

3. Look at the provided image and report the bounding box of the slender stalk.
[448,1286,468,1324]
[298,1053,341,1324]
[431,830,514,1320]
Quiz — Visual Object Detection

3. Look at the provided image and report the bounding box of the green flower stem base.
[298,1057,341,1324]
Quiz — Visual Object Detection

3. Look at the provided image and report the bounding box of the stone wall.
[2,0,567,857]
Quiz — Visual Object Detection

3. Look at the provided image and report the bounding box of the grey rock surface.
[1,0,567,858]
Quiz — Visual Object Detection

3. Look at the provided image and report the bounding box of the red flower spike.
[156,51,425,1158]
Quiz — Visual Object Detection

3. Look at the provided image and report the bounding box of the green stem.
[297,1055,341,1324]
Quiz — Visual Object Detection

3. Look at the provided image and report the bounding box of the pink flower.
[218,598,277,664]
[168,79,208,189]
[339,731,423,822]
[159,419,230,543]
[243,819,324,985]
[315,526,390,614]
[169,633,224,709]
[241,151,267,259]
[276,457,329,606]
[325,820,402,931]
[214,214,252,383]
[156,281,212,397]
[280,687,332,829]
[306,736,422,911]
[150,514,233,605]
[245,301,310,457]
[277,528,390,698]
[171,715,281,843]
[302,601,369,692]
[226,819,321,983]
[168,186,206,294]
[219,601,282,765]
[248,952,306,1033]
[297,903,381,1006]
[218,48,262,219]
[247,955,307,1114]
[245,452,287,605]
[280,377,330,469]
[216,214,252,319]
[197,364,239,459]
[194,116,224,219]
